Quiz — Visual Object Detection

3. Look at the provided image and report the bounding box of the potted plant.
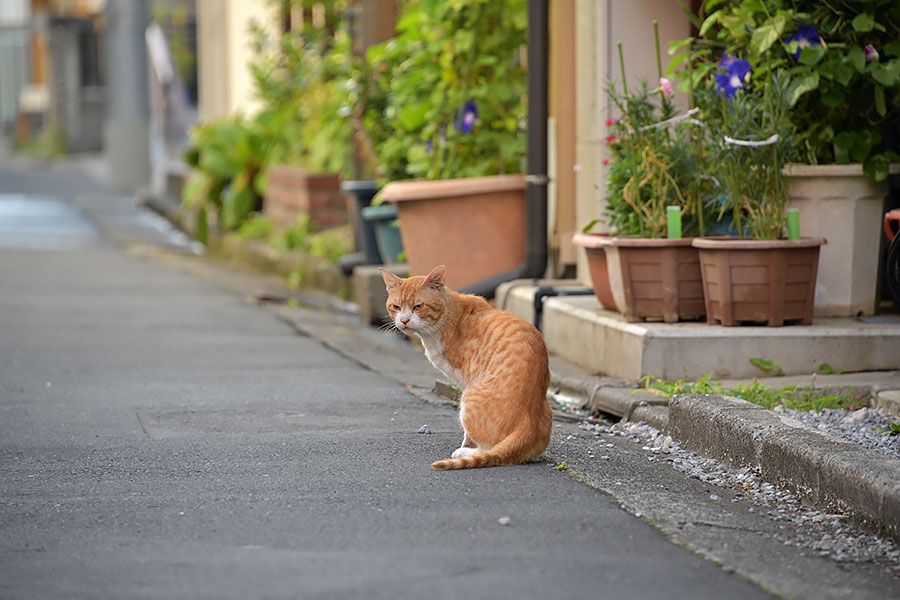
[248,14,354,231]
[367,0,529,291]
[573,30,715,323]
[687,54,824,327]
[672,1,900,316]
[180,115,269,245]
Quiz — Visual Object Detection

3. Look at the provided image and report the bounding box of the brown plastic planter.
[692,237,825,327]
[571,232,617,311]
[380,175,526,290]
[573,233,705,323]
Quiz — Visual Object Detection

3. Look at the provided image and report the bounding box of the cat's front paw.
[451,447,479,459]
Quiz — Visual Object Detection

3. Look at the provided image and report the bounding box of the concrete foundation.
[498,280,900,381]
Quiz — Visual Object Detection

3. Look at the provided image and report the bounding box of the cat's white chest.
[418,333,466,389]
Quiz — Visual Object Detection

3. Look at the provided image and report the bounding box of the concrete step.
[498,280,900,381]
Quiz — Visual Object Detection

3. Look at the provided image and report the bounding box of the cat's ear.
[424,265,447,292]
[379,268,403,292]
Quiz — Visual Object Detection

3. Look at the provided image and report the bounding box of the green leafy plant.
[271,214,350,264]
[639,373,723,396]
[182,2,358,239]
[641,373,869,412]
[591,26,717,238]
[817,362,849,375]
[749,357,783,375]
[876,422,900,436]
[248,6,354,177]
[670,0,900,181]
[692,65,798,239]
[365,0,528,181]
[181,117,271,242]
[236,214,275,241]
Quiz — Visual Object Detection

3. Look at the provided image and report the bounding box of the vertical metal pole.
[104,0,151,191]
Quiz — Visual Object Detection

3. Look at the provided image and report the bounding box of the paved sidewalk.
[0,165,772,598]
[3,158,900,599]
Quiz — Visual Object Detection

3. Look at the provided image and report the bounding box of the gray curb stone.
[669,393,900,542]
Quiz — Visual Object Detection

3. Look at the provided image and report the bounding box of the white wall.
[196,0,278,120]
[574,0,692,281]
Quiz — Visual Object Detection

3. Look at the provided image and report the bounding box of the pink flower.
[602,158,612,166]
[605,117,620,127]
[864,44,879,63]
[659,76,674,98]
[605,135,618,146]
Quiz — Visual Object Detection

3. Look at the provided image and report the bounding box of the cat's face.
[379,265,447,336]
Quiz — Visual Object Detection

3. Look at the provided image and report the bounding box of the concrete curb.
[550,371,669,431]
[669,394,900,542]
[549,364,900,542]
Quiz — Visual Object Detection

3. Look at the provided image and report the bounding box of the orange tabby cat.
[379,265,552,470]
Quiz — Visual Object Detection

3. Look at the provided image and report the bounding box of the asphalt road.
[0,161,777,598]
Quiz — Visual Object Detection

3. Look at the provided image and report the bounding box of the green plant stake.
[787,208,800,240]
[667,206,683,239]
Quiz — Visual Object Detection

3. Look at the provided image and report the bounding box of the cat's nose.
[400,316,410,324]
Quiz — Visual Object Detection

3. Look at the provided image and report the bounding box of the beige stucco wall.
[196,0,278,120]
[573,0,691,282]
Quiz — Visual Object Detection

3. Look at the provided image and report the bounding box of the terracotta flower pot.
[573,233,705,323]
[571,232,617,311]
[264,166,349,230]
[692,237,825,327]
[380,175,526,290]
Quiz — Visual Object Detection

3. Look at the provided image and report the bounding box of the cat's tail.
[431,429,543,470]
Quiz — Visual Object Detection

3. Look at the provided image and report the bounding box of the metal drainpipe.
[459,0,549,299]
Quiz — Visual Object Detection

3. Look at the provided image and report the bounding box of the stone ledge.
[669,394,900,542]
[498,280,900,380]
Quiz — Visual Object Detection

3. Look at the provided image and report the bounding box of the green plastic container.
[361,204,405,264]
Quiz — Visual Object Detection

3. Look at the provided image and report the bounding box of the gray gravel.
[776,406,900,461]
[578,417,900,572]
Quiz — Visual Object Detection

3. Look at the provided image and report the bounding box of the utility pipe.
[459,0,549,298]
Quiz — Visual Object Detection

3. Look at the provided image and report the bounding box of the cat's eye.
[413,303,424,311]
[391,304,400,311]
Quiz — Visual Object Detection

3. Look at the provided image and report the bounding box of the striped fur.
[379,265,552,470]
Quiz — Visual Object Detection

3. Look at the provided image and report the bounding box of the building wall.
[572,0,691,282]
[196,0,277,120]
[549,0,577,271]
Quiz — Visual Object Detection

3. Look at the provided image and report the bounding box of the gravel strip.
[776,406,900,461]
[578,417,900,572]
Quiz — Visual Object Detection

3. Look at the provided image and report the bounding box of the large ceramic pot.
[380,175,526,289]
[784,163,899,316]
[692,237,825,327]
[573,232,704,322]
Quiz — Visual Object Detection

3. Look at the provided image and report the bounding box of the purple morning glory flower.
[454,100,478,134]
[715,57,751,98]
[865,44,879,63]
[425,138,433,154]
[785,25,821,59]
[720,52,736,70]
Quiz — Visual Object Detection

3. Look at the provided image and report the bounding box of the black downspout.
[459,0,549,299]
